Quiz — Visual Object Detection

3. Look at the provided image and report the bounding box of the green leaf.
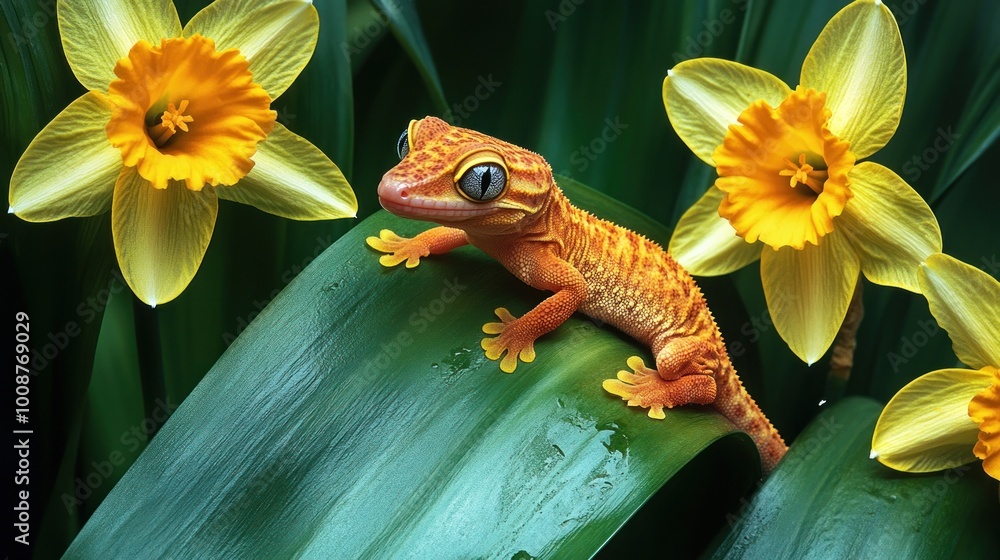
[67,179,760,557]
[2,1,121,556]
[708,397,1000,559]
[78,287,145,518]
[931,52,1000,203]
[368,0,448,114]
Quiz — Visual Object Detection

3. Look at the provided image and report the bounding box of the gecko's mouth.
[378,196,495,220]
[377,177,495,221]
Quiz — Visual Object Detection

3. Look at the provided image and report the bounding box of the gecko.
[366,116,787,473]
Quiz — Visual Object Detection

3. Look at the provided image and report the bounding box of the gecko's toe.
[519,343,536,363]
[481,336,504,361]
[482,307,516,334]
[365,229,401,251]
[499,351,518,373]
[378,254,406,267]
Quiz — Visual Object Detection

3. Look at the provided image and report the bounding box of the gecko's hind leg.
[654,336,719,381]
[602,354,716,419]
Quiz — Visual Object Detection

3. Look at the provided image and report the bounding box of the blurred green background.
[2,0,998,557]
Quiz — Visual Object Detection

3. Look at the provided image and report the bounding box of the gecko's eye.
[457,163,506,202]
[396,129,409,160]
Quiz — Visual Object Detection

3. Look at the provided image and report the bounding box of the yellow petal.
[872,367,992,473]
[9,92,120,221]
[663,58,790,165]
[800,0,905,159]
[919,253,1000,370]
[183,0,319,100]
[760,230,860,364]
[112,167,218,306]
[668,186,760,276]
[58,0,182,91]
[969,366,1000,480]
[218,124,357,220]
[838,162,941,292]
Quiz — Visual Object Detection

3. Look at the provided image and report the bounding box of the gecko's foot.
[602,356,717,419]
[365,229,429,268]
[481,307,537,373]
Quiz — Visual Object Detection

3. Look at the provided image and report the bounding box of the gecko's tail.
[713,356,787,475]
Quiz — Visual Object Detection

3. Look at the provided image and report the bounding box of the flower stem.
[826,275,864,399]
[133,297,168,438]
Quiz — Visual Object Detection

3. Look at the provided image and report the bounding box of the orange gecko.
[367,117,787,472]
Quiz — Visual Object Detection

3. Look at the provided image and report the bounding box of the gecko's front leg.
[366,227,468,268]
[481,246,586,373]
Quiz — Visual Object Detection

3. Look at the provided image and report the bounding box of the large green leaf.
[66,179,760,557]
[708,397,1000,559]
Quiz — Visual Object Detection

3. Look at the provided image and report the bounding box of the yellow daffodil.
[8,0,357,306]
[663,0,941,363]
[872,253,999,481]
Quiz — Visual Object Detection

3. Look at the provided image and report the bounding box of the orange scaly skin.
[367,117,787,473]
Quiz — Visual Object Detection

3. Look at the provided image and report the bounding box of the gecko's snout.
[377,176,411,209]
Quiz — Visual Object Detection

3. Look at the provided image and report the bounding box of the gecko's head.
[377,117,556,234]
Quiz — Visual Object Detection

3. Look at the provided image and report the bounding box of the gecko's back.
[546,185,786,470]
[550,188,716,346]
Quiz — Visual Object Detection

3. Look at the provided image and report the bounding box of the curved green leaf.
[369,0,448,114]
[67,179,759,557]
[708,397,1000,559]
[931,52,1000,203]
